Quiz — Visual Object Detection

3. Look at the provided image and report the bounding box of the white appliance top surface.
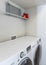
[0,36,40,62]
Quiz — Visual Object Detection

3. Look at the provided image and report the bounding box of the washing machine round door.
[18,57,32,65]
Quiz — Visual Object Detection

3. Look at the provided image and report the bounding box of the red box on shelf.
[22,13,29,18]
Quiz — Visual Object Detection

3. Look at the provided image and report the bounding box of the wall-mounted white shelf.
[7,1,28,20]
[5,12,28,20]
[0,11,28,20]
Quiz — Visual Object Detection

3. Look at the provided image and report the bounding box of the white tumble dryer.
[0,36,42,65]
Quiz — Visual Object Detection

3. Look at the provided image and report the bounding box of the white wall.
[26,7,37,36]
[0,0,8,13]
[37,5,46,65]
[0,0,25,42]
[26,4,46,65]
[0,14,25,42]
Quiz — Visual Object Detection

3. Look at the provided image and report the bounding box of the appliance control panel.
[20,45,31,58]
[26,45,31,53]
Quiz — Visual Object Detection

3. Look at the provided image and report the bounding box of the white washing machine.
[17,38,42,65]
[0,36,42,65]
